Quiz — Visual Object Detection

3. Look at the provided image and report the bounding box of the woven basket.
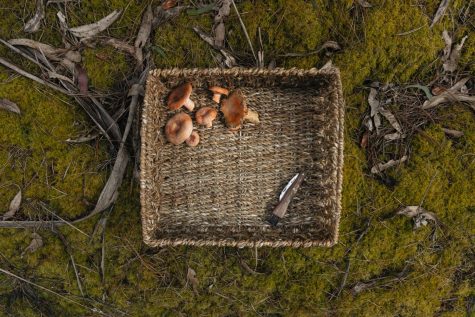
[141,67,344,248]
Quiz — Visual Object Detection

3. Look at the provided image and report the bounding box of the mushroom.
[165,113,193,145]
[209,86,229,103]
[196,107,218,128]
[220,90,259,131]
[186,131,200,147]
[167,82,195,111]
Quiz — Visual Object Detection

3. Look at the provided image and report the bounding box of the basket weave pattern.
[141,68,344,247]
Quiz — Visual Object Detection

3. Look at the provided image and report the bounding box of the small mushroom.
[209,86,229,103]
[165,113,193,145]
[167,83,195,111]
[186,131,200,147]
[220,90,259,131]
[196,107,218,128]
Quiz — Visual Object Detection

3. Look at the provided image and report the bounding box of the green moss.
[82,45,130,91]
[1,0,475,316]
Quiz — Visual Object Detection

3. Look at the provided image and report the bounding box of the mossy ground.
[0,0,474,316]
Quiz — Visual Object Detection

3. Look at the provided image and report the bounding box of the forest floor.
[0,0,474,316]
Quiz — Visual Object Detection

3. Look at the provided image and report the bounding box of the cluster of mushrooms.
[165,83,260,147]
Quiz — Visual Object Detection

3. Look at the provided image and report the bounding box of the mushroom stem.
[186,131,200,147]
[184,98,195,111]
[244,109,260,124]
[212,93,222,103]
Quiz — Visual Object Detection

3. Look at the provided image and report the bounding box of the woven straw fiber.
[141,67,344,248]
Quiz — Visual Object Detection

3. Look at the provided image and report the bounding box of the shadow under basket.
[140,67,345,248]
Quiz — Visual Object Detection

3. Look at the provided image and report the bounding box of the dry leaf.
[24,0,45,33]
[356,0,372,8]
[371,156,407,174]
[69,10,122,39]
[363,115,374,132]
[423,78,474,109]
[48,71,75,84]
[352,281,375,295]
[397,205,425,218]
[9,39,65,59]
[65,50,81,63]
[102,38,136,56]
[0,99,21,115]
[442,30,452,60]
[92,146,129,214]
[449,77,471,92]
[431,86,446,96]
[422,92,475,109]
[21,233,43,257]
[397,206,439,229]
[66,133,98,143]
[135,5,153,49]
[240,260,262,275]
[321,41,341,51]
[56,11,69,34]
[414,212,439,229]
[373,113,381,132]
[442,31,468,72]
[213,21,225,48]
[127,84,145,97]
[368,88,380,117]
[153,5,184,28]
[320,60,333,70]
[161,0,177,10]
[360,132,369,148]
[215,0,231,23]
[187,268,199,294]
[193,26,236,67]
[442,128,464,138]
[76,65,88,94]
[2,190,22,220]
[430,0,451,28]
[8,38,79,72]
[384,132,406,141]
[379,107,402,133]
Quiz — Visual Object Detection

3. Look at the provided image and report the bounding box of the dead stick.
[0,56,69,94]
[230,0,257,64]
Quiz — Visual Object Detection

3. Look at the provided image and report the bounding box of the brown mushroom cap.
[209,86,229,103]
[186,131,200,147]
[220,90,247,130]
[165,113,193,145]
[167,83,193,110]
[196,107,218,128]
[209,86,229,95]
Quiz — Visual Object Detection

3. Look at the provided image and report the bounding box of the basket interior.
[141,68,344,247]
